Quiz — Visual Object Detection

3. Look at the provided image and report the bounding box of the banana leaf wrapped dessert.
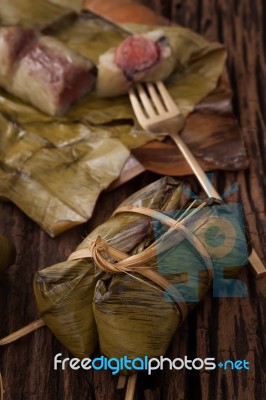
[0,234,16,273]
[34,177,248,365]
[0,25,96,115]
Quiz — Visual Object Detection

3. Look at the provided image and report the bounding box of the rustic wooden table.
[0,1,265,399]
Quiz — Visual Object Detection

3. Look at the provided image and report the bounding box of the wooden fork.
[129,81,265,277]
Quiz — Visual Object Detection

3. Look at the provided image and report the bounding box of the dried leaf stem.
[125,374,138,400]
[0,319,44,346]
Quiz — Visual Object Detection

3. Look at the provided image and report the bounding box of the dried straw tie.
[0,201,213,399]
[69,202,213,320]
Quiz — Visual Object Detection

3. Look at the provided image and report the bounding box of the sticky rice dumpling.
[0,25,96,115]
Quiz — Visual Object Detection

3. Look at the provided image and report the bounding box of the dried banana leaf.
[0,3,226,236]
[34,177,248,365]
[0,113,130,236]
[0,234,16,273]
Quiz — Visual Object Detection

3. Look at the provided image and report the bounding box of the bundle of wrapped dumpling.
[34,177,248,364]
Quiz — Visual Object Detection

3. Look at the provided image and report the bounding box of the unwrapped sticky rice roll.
[97,30,177,97]
[0,25,96,116]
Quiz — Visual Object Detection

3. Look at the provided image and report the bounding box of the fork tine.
[135,83,157,118]
[146,83,166,113]
[129,86,147,124]
[156,81,179,112]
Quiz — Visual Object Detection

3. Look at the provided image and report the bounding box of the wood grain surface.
[0,1,265,400]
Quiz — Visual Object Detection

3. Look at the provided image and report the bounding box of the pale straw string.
[0,319,45,346]
[69,202,213,280]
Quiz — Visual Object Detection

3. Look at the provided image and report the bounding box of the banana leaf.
[0,1,226,236]
[0,113,130,236]
[34,177,248,366]
[0,234,16,273]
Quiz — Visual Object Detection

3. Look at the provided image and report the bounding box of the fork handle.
[170,133,221,199]
[170,132,266,278]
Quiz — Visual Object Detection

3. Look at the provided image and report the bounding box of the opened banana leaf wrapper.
[0,0,228,237]
[34,177,248,368]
